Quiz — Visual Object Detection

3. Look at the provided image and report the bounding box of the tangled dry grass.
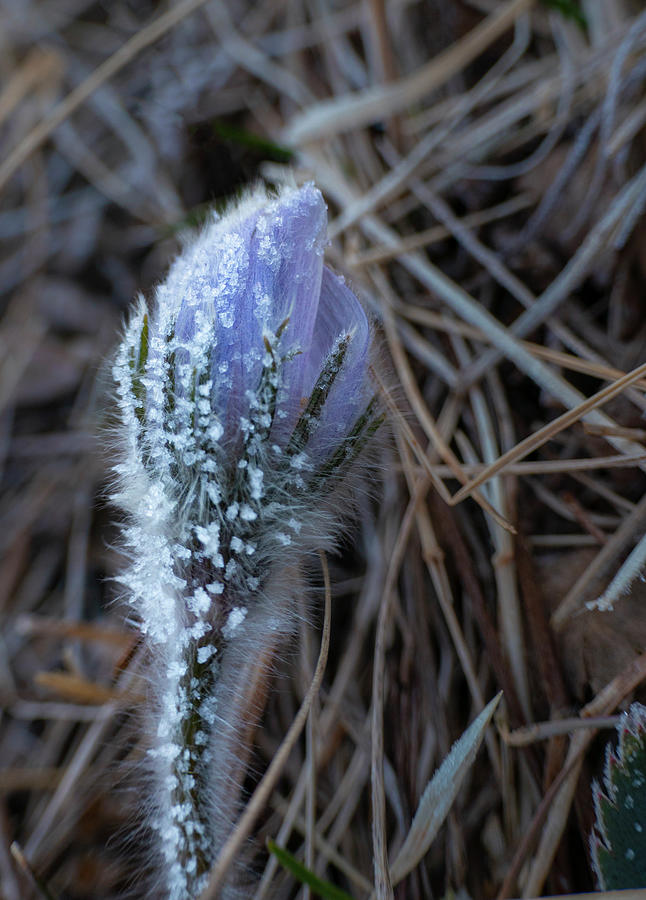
[1,0,646,897]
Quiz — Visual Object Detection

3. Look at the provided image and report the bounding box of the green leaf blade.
[390,693,502,885]
[267,840,356,900]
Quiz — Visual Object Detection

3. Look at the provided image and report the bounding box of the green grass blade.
[540,0,587,28]
[267,840,356,900]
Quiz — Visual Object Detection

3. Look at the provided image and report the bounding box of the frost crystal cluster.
[112,183,381,899]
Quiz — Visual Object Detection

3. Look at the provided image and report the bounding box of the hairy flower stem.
[170,649,216,889]
[158,597,284,899]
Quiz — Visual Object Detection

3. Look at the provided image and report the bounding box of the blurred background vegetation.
[1,1,646,897]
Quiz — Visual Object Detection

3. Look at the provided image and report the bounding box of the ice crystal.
[112,183,382,899]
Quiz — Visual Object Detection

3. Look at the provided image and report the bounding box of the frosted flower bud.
[111,183,381,899]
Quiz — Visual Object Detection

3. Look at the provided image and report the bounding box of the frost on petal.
[252,184,327,424]
[157,184,327,445]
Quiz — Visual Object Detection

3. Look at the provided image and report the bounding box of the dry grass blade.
[14,615,132,647]
[33,671,139,705]
[370,488,424,900]
[502,715,618,747]
[592,531,646,613]
[349,194,533,267]
[0,48,62,128]
[551,491,646,626]
[458,158,646,389]
[23,649,143,863]
[283,0,535,144]
[9,842,55,900]
[317,161,646,468]
[0,0,212,193]
[374,297,515,533]
[430,454,646,477]
[450,362,646,506]
[398,304,646,390]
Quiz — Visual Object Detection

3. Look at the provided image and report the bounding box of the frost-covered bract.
[112,183,381,899]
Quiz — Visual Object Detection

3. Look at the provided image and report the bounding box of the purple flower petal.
[135,181,378,477]
[303,266,372,454]
[160,184,327,442]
